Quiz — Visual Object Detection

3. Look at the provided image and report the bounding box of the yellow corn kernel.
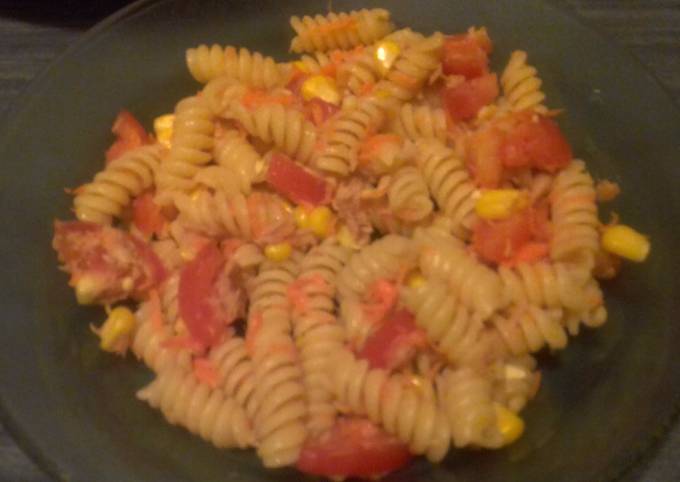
[375,40,401,75]
[294,206,311,229]
[336,224,360,250]
[475,189,528,220]
[293,60,311,74]
[601,224,650,262]
[99,306,136,352]
[406,271,426,289]
[74,275,102,305]
[308,206,335,238]
[301,75,340,105]
[264,242,293,262]
[494,403,525,445]
[153,114,175,148]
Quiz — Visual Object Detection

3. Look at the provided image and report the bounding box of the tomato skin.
[52,220,166,303]
[442,73,499,122]
[442,33,491,78]
[358,309,427,370]
[500,114,572,172]
[266,153,331,206]
[178,243,225,348]
[132,192,165,238]
[297,418,412,479]
[105,110,150,163]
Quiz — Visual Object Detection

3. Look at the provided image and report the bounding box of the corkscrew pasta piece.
[314,97,386,176]
[419,232,507,319]
[387,166,434,222]
[337,46,383,95]
[330,349,451,462]
[549,160,600,267]
[186,44,285,88]
[289,9,394,53]
[73,144,163,224]
[401,280,498,367]
[292,240,351,435]
[138,366,255,449]
[208,337,259,420]
[375,32,444,102]
[229,102,317,164]
[213,130,267,194]
[491,355,540,413]
[247,259,307,467]
[439,367,504,448]
[173,190,295,242]
[390,103,448,142]
[416,139,477,239]
[201,76,247,116]
[156,95,215,193]
[500,50,547,113]
[336,234,417,301]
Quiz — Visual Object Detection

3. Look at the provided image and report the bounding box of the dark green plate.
[1,1,679,481]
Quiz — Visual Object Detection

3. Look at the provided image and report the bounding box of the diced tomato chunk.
[358,309,427,371]
[305,98,340,126]
[297,418,412,479]
[266,153,331,206]
[52,220,166,304]
[178,243,227,349]
[132,191,166,238]
[442,73,499,122]
[442,32,491,78]
[105,110,150,163]
[466,125,504,188]
[500,113,572,172]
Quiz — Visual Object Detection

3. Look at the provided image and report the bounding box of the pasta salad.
[52,7,650,480]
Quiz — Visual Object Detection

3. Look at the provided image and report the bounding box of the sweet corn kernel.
[406,271,426,289]
[153,114,175,148]
[336,224,361,250]
[475,189,528,220]
[294,206,311,229]
[494,403,525,445]
[264,242,293,262]
[75,275,102,305]
[99,306,137,352]
[293,60,311,73]
[375,40,401,75]
[301,75,341,105]
[308,206,335,238]
[601,224,650,262]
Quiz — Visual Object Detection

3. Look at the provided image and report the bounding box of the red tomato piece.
[466,125,504,188]
[297,418,412,479]
[305,98,340,126]
[358,309,427,371]
[442,73,499,122]
[52,220,166,304]
[132,191,166,238]
[105,110,150,163]
[266,153,331,206]
[472,208,535,265]
[442,33,491,78]
[500,114,572,173]
[178,243,227,348]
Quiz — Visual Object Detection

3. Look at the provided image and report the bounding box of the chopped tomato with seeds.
[442,73,499,122]
[52,220,166,304]
[500,113,572,172]
[442,32,492,78]
[297,417,412,479]
[359,309,427,371]
[105,110,150,163]
[132,191,166,238]
[266,153,331,206]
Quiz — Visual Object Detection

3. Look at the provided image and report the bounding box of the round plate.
[1,1,679,481]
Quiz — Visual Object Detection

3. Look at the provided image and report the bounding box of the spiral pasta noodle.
[330,348,451,462]
[290,9,394,53]
[387,166,433,222]
[500,50,547,113]
[314,97,386,176]
[549,160,600,267]
[186,44,285,88]
[138,366,255,449]
[74,144,163,224]
[416,139,477,239]
[337,46,383,95]
[491,355,539,413]
[490,305,568,356]
[213,130,266,194]
[208,337,258,419]
[391,103,448,142]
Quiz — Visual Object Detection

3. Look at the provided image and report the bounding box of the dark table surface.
[1,1,679,481]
